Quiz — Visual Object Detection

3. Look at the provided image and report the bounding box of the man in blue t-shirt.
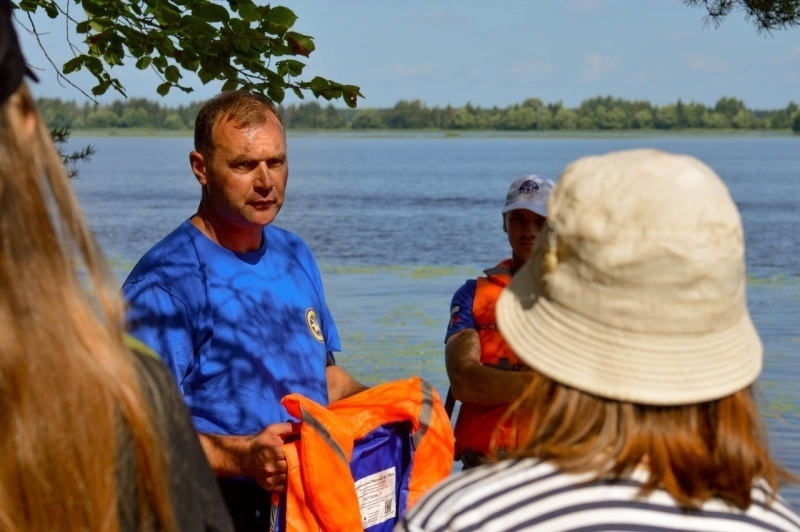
[123,90,366,530]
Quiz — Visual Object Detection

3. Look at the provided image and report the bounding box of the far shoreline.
[68,128,798,140]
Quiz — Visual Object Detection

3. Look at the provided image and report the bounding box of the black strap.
[444,387,456,419]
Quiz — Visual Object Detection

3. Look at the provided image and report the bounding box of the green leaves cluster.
[684,0,800,31]
[14,0,363,107]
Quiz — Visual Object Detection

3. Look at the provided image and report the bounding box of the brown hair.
[0,83,175,531]
[194,90,283,160]
[507,371,793,510]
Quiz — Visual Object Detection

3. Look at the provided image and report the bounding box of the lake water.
[70,132,800,505]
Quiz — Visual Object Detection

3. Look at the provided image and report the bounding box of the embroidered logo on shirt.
[306,308,324,343]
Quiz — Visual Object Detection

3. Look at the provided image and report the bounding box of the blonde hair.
[508,371,792,510]
[0,83,175,531]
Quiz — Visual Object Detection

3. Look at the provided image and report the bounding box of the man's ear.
[189,151,208,185]
[502,213,508,234]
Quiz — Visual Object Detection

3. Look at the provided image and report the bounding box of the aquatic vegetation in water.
[321,263,476,279]
[747,274,800,289]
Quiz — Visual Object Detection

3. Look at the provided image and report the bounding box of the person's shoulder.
[265,224,316,259]
[266,224,308,246]
[452,278,478,300]
[124,220,198,285]
[127,337,180,400]
[403,458,545,528]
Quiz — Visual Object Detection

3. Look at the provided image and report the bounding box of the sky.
[15,0,800,110]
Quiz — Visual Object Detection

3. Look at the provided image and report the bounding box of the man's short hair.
[194,90,283,160]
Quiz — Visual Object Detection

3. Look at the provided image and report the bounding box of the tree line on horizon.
[36,95,800,134]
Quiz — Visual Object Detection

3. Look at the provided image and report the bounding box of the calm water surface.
[71,133,800,504]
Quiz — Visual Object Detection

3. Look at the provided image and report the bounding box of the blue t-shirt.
[445,279,478,343]
[123,220,340,435]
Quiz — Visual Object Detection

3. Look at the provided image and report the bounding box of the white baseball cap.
[502,175,555,218]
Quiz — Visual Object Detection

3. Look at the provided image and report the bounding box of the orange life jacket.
[453,259,530,459]
[280,377,454,532]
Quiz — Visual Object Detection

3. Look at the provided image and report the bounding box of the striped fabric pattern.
[397,458,800,531]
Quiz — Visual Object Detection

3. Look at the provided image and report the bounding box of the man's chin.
[247,206,281,226]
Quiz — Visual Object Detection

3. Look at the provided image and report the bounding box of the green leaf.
[309,76,328,92]
[154,4,182,25]
[267,86,285,103]
[234,36,250,52]
[156,82,171,96]
[221,78,239,91]
[197,68,215,84]
[81,0,108,17]
[164,65,180,82]
[75,21,91,34]
[285,32,314,57]
[193,1,230,23]
[84,56,104,76]
[291,87,304,99]
[91,80,110,96]
[17,1,39,14]
[89,19,109,32]
[135,56,151,70]
[264,68,284,87]
[238,1,261,22]
[277,59,304,77]
[343,88,360,108]
[62,57,84,74]
[230,18,246,35]
[265,6,297,28]
[199,55,224,78]
[152,55,168,69]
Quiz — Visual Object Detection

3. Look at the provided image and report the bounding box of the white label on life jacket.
[354,466,396,528]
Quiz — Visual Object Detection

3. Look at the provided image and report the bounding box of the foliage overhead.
[13,0,363,107]
[684,0,800,31]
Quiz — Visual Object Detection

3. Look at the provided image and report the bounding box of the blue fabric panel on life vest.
[351,422,412,531]
[275,421,414,532]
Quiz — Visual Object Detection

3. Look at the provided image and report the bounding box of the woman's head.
[1,5,175,529]
[497,149,761,405]
[495,149,786,508]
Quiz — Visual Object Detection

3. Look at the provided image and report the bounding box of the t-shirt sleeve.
[123,280,196,388]
[298,239,341,355]
[445,280,477,344]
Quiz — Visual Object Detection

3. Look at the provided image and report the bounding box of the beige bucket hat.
[496,149,762,405]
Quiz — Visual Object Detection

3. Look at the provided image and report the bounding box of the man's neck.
[510,253,526,276]
[191,210,263,254]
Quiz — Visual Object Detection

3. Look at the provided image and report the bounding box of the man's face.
[504,208,547,262]
[191,112,288,229]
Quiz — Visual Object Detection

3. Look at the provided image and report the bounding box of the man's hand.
[198,422,296,493]
[241,423,295,492]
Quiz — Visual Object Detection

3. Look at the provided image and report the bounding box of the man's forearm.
[445,328,532,405]
[326,364,368,403]
[198,432,251,478]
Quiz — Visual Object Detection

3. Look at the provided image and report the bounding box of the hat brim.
[501,203,547,218]
[496,257,763,405]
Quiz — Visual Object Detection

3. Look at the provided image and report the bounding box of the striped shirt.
[397,458,800,531]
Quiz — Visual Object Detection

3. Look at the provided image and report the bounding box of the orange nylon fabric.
[453,259,530,458]
[281,377,454,532]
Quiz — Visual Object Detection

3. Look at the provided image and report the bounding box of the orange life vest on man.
[280,377,454,531]
[453,259,530,459]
